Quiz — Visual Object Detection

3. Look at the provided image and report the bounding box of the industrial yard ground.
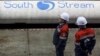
[0,28,100,56]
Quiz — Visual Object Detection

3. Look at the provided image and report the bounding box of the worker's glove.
[89,51,92,55]
[87,50,92,55]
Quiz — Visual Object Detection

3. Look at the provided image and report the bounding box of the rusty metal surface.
[0,18,100,24]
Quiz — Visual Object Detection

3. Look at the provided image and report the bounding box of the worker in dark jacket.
[53,12,70,56]
[75,16,96,56]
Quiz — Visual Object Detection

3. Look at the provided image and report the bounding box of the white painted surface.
[0,1,100,19]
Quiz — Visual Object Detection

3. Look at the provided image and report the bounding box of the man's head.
[60,12,70,24]
[76,16,87,28]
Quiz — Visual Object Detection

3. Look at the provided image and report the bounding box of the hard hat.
[76,16,87,25]
[60,12,69,21]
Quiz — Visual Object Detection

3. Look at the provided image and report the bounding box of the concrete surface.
[0,28,100,56]
[0,29,28,56]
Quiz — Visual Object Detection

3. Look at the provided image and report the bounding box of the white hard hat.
[60,12,69,21]
[76,16,87,25]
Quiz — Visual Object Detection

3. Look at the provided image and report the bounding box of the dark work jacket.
[53,24,68,46]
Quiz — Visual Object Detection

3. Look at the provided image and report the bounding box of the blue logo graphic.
[37,0,55,11]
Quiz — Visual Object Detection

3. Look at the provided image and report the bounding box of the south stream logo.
[37,1,55,11]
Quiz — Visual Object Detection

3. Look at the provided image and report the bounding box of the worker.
[53,12,70,56]
[75,16,96,56]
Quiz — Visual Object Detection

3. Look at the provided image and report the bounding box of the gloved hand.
[87,50,92,55]
[89,51,92,55]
